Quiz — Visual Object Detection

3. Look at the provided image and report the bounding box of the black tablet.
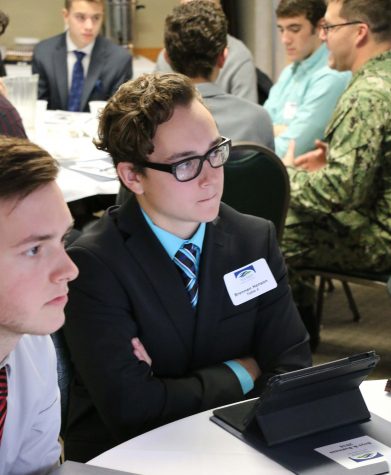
[212,351,379,446]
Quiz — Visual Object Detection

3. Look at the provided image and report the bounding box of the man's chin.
[327,55,338,71]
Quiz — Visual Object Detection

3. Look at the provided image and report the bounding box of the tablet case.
[213,351,379,446]
[211,412,390,475]
[211,351,390,474]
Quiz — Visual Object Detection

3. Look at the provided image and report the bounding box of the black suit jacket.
[64,198,311,462]
[32,33,133,112]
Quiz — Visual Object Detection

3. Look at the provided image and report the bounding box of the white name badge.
[283,101,298,120]
[224,258,277,306]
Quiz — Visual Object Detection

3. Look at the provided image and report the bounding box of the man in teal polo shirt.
[264,0,350,158]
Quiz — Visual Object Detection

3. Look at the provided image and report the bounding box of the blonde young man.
[32,0,132,112]
[0,138,78,474]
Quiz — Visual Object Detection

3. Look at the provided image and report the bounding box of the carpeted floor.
[312,280,391,380]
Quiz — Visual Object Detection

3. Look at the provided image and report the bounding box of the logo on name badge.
[349,452,384,463]
[234,265,256,280]
[224,258,277,306]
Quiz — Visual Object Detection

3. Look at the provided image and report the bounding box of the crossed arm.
[132,337,262,382]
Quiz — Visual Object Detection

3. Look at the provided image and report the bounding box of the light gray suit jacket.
[197,82,275,150]
[32,33,133,112]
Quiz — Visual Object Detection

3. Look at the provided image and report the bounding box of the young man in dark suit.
[63,72,312,462]
[32,0,132,112]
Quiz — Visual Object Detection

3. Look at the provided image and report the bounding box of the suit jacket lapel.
[117,198,196,357]
[81,36,105,111]
[192,213,233,367]
[55,34,68,110]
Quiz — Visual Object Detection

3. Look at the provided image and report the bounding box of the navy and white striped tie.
[174,243,199,308]
[0,367,7,444]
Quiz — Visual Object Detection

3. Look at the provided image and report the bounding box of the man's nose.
[281,31,292,44]
[84,17,94,29]
[52,249,79,283]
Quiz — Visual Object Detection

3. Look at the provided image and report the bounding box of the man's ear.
[117,162,145,195]
[355,22,370,47]
[315,18,324,34]
[62,8,69,26]
[216,47,228,69]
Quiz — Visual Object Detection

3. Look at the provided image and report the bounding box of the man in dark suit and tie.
[64,72,312,462]
[32,0,133,112]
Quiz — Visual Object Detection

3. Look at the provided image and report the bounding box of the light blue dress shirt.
[264,43,351,158]
[141,207,253,394]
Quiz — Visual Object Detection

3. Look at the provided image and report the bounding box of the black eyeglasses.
[141,137,231,182]
[321,20,364,35]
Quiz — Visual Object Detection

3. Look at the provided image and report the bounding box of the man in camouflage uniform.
[282,0,391,350]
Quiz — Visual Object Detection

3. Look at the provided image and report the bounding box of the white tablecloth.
[11,55,156,202]
[88,380,391,475]
[31,110,120,202]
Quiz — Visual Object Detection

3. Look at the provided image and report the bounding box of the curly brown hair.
[95,72,202,171]
[164,0,227,80]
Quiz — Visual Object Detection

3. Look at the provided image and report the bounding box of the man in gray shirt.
[163,0,274,149]
[156,0,258,104]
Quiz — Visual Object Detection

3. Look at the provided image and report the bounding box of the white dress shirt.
[0,335,61,475]
[66,31,95,91]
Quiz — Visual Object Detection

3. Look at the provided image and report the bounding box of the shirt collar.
[140,207,205,260]
[66,31,95,55]
[0,348,14,374]
[292,42,328,74]
[353,49,391,78]
[0,356,9,369]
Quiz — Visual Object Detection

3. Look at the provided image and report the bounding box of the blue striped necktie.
[0,367,7,444]
[174,243,199,308]
[67,51,86,112]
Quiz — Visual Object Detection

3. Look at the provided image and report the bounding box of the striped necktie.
[67,51,86,112]
[173,243,199,308]
[0,367,7,444]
